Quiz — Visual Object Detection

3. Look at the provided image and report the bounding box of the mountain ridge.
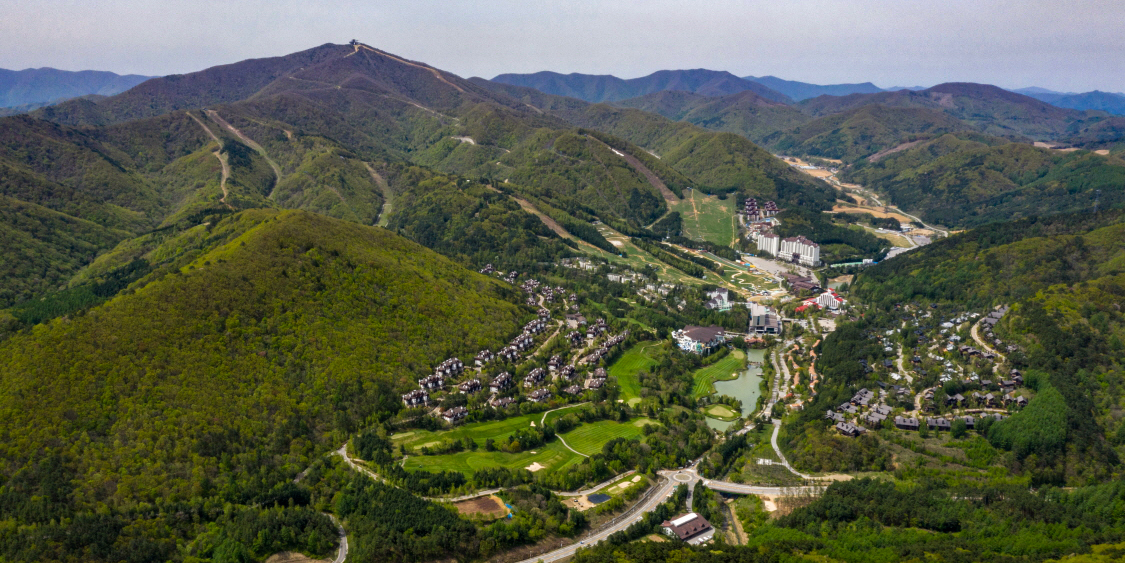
[491,69,793,104]
[0,67,153,109]
[743,75,884,101]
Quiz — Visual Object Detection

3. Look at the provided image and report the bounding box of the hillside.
[798,82,1091,140]
[476,79,836,208]
[616,89,810,143]
[2,42,715,305]
[0,67,152,108]
[764,104,974,162]
[744,75,884,101]
[843,133,1125,227]
[1061,116,1125,152]
[847,210,1125,478]
[491,69,792,104]
[0,209,527,559]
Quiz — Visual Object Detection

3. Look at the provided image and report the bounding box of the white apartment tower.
[778,236,820,267]
[754,232,780,257]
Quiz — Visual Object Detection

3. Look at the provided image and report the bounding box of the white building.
[778,236,820,267]
[753,232,780,256]
[816,291,842,310]
[704,288,731,311]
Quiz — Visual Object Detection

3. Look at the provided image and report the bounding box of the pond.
[705,348,765,431]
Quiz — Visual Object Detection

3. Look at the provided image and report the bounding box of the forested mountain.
[1062,116,1125,152]
[473,78,834,207]
[846,210,1125,479]
[491,69,792,104]
[743,75,884,101]
[0,67,152,109]
[764,104,974,162]
[616,89,810,143]
[797,82,1091,140]
[843,133,1125,227]
[0,209,529,561]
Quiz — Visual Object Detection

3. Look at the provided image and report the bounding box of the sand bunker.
[526,462,546,472]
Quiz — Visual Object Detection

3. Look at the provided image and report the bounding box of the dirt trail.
[364,163,394,227]
[354,44,466,93]
[187,113,235,210]
[588,137,678,203]
[213,151,233,210]
[513,197,571,239]
[205,110,283,198]
[868,140,923,162]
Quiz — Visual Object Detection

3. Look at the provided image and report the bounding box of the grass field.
[392,412,544,452]
[402,439,582,476]
[395,412,656,475]
[607,342,660,405]
[668,190,737,247]
[560,418,658,456]
[691,350,746,398]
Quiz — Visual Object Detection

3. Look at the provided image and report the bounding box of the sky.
[2,0,1125,92]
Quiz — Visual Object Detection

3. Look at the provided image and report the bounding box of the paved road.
[516,472,684,563]
[326,514,348,563]
[970,320,1005,375]
[705,480,824,496]
[768,419,813,480]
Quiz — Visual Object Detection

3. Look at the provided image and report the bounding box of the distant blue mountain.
[1012,87,1125,116]
[742,75,884,101]
[0,67,154,109]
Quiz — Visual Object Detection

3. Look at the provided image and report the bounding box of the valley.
[0,37,1124,563]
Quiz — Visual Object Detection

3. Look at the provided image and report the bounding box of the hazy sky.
[2,0,1124,92]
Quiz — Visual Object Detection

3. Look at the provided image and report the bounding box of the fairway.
[691,349,746,398]
[395,411,657,475]
[560,418,658,456]
[392,412,543,452]
[668,190,737,247]
[608,342,660,405]
[403,439,582,476]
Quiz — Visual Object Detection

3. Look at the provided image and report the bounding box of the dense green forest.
[843,134,1125,228]
[765,104,973,162]
[0,209,530,561]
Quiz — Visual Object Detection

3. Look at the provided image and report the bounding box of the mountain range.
[0,67,153,110]
[742,75,885,101]
[2,38,1125,563]
[491,69,794,104]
